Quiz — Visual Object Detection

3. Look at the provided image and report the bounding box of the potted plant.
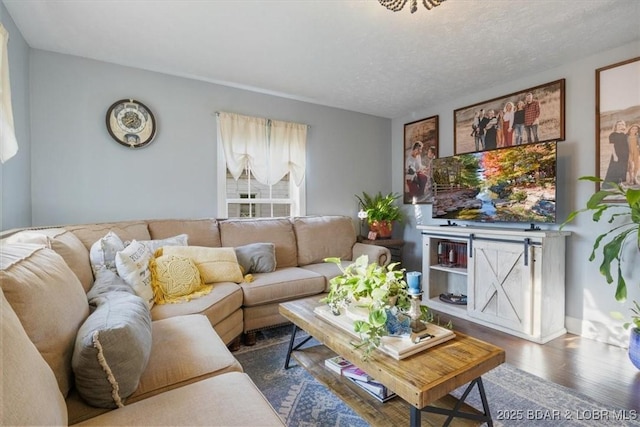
[622,301,640,369]
[560,176,640,368]
[356,191,403,239]
[321,255,419,359]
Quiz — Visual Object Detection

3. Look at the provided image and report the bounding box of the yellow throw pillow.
[150,255,212,304]
[158,246,244,284]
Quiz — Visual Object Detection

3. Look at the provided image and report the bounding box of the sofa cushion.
[67,221,151,251]
[72,291,152,408]
[138,233,188,254]
[147,218,222,247]
[6,228,94,292]
[115,240,155,308]
[127,314,242,403]
[90,231,125,275]
[220,218,298,268]
[1,290,68,425]
[300,261,349,292]
[240,266,325,306]
[72,373,284,426]
[0,242,89,397]
[159,246,244,284]
[150,254,212,304]
[293,216,356,266]
[235,242,277,274]
[151,282,243,328]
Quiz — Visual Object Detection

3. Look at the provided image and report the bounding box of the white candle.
[438,243,442,255]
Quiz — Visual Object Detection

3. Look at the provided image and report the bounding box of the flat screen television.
[431,141,557,224]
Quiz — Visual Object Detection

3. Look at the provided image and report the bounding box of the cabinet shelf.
[429,265,467,275]
[426,296,467,316]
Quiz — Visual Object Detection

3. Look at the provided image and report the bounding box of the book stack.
[325,359,396,403]
[323,355,353,375]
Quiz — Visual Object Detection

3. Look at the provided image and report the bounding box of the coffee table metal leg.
[412,377,493,426]
[284,324,313,369]
[409,405,421,427]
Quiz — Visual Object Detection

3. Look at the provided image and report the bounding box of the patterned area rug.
[234,326,639,427]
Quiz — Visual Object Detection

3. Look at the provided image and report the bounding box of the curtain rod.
[214,111,309,128]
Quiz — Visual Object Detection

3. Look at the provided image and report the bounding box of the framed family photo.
[403,115,438,204]
[596,56,640,200]
[453,79,565,154]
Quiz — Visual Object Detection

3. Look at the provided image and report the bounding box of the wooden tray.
[314,305,455,360]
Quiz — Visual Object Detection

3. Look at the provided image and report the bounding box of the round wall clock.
[105,99,157,148]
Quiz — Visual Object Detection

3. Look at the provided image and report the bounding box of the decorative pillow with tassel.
[150,254,212,304]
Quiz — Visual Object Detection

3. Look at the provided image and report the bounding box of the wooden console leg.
[244,331,257,346]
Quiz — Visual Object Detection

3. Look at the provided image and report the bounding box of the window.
[216,112,306,218]
[0,23,19,163]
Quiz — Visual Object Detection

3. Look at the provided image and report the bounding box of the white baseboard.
[565,315,629,348]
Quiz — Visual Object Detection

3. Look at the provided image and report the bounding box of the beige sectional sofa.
[1,215,389,425]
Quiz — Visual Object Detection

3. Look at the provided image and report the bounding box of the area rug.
[234,327,639,426]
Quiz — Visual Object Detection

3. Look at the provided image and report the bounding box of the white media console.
[417,224,570,344]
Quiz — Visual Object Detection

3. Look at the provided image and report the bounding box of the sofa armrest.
[352,242,391,266]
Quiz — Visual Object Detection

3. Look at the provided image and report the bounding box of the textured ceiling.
[3,0,640,119]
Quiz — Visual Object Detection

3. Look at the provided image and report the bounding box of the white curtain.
[0,23,18,163]
[218,112,268,181]
[270,120,307,186]
[218,112,307,186]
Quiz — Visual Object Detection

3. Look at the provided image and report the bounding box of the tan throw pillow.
[150,255,212,304]
[115,240,154,309]
[159,246,243,283]
[0,242,90,397]
[6,228,94,292]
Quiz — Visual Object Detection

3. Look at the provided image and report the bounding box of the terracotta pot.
[369,220,393,239]
[630,328,640,370]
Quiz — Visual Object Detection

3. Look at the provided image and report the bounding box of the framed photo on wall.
[453,79,565,154]
[596,56,640,200]
[403,115,438,204]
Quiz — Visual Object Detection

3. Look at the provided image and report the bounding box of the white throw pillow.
[115,240,154,309]
[90,231,125,275]
[138,233,188,254]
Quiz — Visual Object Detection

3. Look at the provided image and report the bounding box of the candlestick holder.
[408,293,426,333]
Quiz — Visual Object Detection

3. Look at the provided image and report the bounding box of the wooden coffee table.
[279,297,505,427]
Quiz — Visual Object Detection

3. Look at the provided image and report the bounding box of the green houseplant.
[561,176,640,368]
[321,255,413,359]
[356,191,403,238]
[560,176,640,302]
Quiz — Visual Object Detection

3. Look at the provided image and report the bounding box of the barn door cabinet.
[417,225,570,344]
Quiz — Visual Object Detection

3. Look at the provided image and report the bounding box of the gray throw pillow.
[87,268,135,306]
[72,290,152,408]
[235,242,277,274]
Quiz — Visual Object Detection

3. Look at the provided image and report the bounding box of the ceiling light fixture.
[378,0,446,13]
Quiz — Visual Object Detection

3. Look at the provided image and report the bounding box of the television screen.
[431,141,557,223]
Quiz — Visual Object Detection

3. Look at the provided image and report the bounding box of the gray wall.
[4,8,640,347]
[0,2,30,231]
[27,51,391,225]
[394,41,640,346]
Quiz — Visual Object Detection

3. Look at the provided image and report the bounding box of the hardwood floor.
[432,310,640,412]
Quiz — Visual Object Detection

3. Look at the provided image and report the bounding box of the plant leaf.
[614,264,627,302]
[626,188,640,207]
[586,190,618,209]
